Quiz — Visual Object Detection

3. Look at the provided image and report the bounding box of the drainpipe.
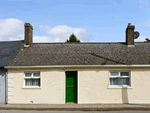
[5,70,8,104]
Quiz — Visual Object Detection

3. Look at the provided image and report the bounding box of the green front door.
[66,71,77,103]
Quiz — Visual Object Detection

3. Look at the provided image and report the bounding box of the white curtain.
[110,78,129,85]
[26,79,40,86]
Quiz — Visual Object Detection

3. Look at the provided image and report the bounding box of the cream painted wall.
[78,68,150,104]
[8,67,150,104]
[8,69,65,104]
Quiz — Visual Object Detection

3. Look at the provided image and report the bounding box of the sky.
[0,0,150,43]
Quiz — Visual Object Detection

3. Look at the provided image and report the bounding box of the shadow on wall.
[0,70,5,77]
[122,86,129,104]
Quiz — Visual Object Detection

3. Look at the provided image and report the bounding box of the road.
[0,110,150,113]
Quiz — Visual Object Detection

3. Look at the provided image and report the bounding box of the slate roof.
[7,42,150,66]
[0,40,24,67]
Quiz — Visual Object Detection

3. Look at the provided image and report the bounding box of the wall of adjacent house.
[0,68,6,103]
[8,67,150,104]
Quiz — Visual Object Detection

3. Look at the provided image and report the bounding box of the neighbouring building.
[4,23,150,104]
[0,40,24,103]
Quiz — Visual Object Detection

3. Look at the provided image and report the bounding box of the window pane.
[110,78,118,85]
[33,73,40,77]
[25,79,40,86]
[110,78,129,85]
[25,79,32,86]
[25,73,32,77]
[32,79,40,86]
[110,72,119,76]
[121,72,129,76]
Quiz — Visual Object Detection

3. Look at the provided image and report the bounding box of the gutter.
[4,65,150,69]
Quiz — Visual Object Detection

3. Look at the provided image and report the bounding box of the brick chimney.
[126,23,135,45]
[24,23,33,45]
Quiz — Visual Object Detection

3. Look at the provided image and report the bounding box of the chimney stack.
[126,23,135,45]
[24,23,33,45]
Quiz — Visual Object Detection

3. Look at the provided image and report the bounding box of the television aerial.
[134,31,140,39]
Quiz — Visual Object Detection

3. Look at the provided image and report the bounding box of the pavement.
[1,103,150,111]
[0,110,150,113]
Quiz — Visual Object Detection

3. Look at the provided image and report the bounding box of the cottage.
[0,40,24,103]
[4,23,150,104]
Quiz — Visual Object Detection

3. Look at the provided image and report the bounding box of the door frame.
[65,70,78,103]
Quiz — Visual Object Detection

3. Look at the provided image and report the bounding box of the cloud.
[135,36,150,42]
[39,25,51,31]
[139,0,150,11]
[145,18,150,26]
[0,18,24,41]
[47,25,90,42]
[34,36,63,42]
[9,34,24,41]
[0,18,90,43]
[34,36,51,42]
[138,0,150,27]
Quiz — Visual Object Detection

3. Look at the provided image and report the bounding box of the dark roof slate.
[0,40,24,66]
[8,42,150,66]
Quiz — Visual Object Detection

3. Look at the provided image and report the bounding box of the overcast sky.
[0,0,150,43]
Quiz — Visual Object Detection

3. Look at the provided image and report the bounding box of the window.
[109,71,130,86]
[24,72,40,87]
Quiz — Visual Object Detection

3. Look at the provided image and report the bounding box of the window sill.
[108,86,132,89]
[22,86,41,89]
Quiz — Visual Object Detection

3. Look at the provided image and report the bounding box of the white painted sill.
[22,86,41,89]
[108,86,132,89]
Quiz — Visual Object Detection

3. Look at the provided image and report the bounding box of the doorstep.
[65,102,77,104]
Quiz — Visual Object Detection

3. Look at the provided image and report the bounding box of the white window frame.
[108,70,132,88]
[23,71,41,88]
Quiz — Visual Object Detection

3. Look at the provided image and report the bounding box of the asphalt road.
[0,110,150,113]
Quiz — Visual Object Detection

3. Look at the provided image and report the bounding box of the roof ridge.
[32,42,146,44]
[33,42,126,44]
[0,40,24,43]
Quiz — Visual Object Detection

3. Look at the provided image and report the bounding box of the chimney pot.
[24,23,33,45]
[128,23,131,26]
[126,23,135,45]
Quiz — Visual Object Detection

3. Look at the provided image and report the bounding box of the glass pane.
[110,78,118,85]
[110,72,119,76]
[110,78,129,85]
[32,79,40,86]
[33,73,40,77]
[121,72,129,76]
[25,79,32,86]
[25,73,32,77]
[25,79,40,86]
